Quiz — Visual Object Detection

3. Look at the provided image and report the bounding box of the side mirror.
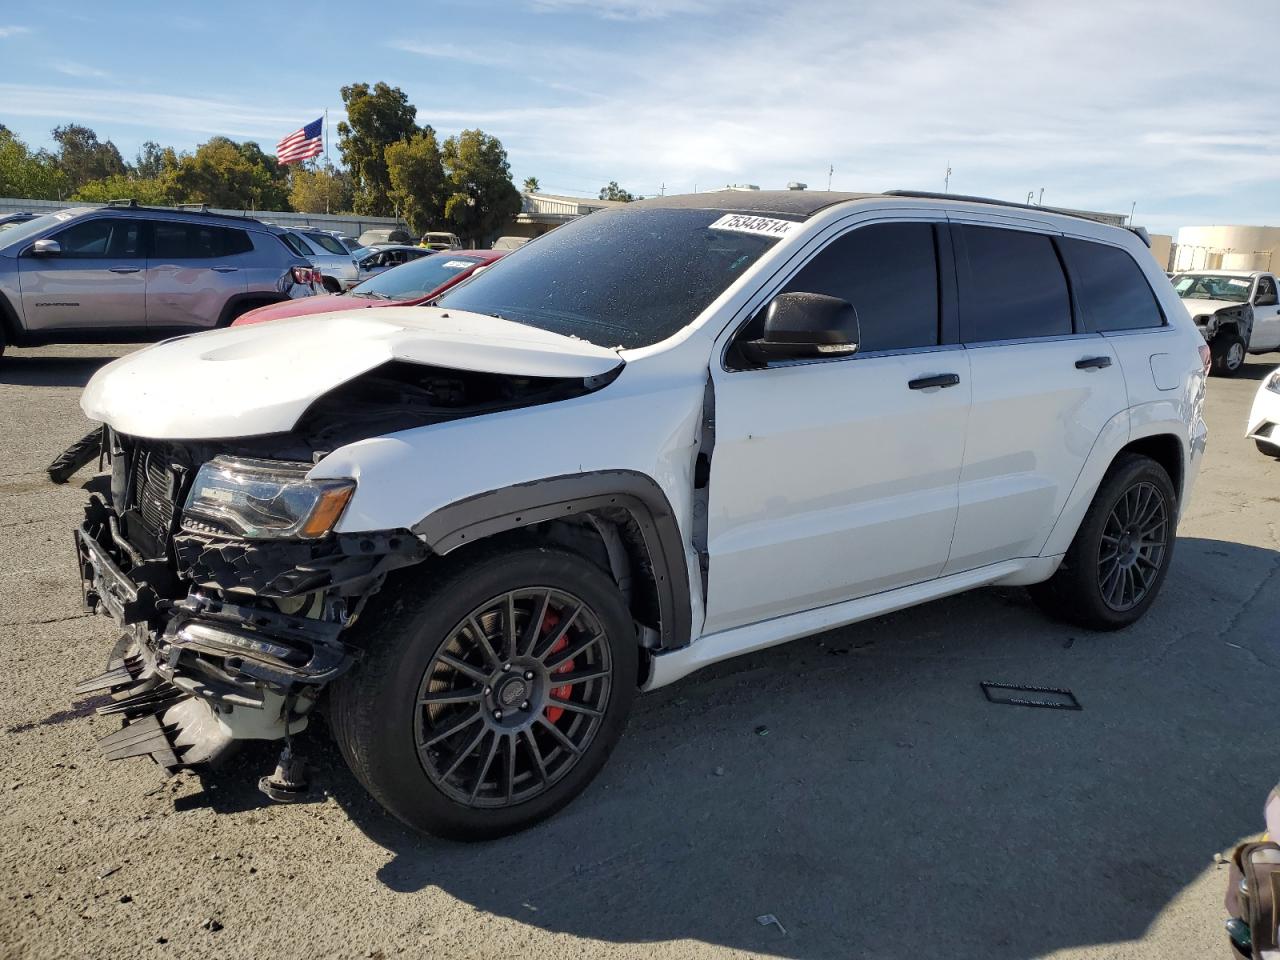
[740,292,860,365]
[30,238,61,256]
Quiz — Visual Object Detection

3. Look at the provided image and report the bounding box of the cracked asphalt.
[2,343,1278,960]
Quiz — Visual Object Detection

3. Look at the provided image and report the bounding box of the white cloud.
[0,25,32,38]
[51,61,110,79]
[526,0,722,19]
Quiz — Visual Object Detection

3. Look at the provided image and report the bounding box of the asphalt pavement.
[2,342,1278,960]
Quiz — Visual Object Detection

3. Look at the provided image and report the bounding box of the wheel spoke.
[1102,562,1124,606]
[424,709,483,749]
[440,723,488,782]
[503,592,519,661]
[520,728,548,783]
[437,652,489,685]
[467,615,503,671]
[468,731,501,802]
[546,665,611,687]
[501,733,517,804]
[543,631,603,671]
[517,591,552,658]
[547,697,603,719]
[419,687,484,706]
[533,603,581,660]
[537,715,582,756]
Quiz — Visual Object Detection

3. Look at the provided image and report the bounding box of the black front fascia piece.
[414,470,693,649]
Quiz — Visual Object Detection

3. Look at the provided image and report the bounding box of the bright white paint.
[84,195,1209,690]
[1247,369,1280,454]
[80,307,624,439]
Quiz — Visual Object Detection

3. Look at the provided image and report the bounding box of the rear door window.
[772,221,940,353]
[301,232,348,255]
[1256,276,1278,306]
[152,222,253,259]
[51,218,142,258]
[955,225,1071,342]
[1059,238,1164,331]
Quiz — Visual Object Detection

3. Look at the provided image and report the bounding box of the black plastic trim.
[414,471,693,649]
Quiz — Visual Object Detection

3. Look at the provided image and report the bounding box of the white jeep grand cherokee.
[73,191,1209,839]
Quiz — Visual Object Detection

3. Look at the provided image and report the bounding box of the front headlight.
[1267,372,1280,394]
[183,456,355,539]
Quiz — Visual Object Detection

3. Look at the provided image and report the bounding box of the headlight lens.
[183,456,355,539]
[1267,372,1280,394]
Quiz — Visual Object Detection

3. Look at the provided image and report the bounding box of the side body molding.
[413,470,693,650]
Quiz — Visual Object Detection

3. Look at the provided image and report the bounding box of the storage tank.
[1173,225,1280,272]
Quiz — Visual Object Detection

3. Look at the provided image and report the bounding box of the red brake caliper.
[539,609,574,724]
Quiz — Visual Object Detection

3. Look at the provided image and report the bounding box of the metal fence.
[0,196,407,239]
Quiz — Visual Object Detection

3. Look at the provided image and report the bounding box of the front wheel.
[1028,453,1177,630]
[329,545,637,840]
[1210,332,1247,376]
[1257,439,1280,460]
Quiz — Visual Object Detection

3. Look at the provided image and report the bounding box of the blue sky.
[1,0,1278,235]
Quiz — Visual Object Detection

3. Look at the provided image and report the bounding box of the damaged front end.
[74,434,425,779]
[73,356,615,790]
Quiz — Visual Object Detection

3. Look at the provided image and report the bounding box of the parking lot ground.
[2,343,1278,960]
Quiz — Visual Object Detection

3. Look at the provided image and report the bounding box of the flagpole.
[324,109,330,216]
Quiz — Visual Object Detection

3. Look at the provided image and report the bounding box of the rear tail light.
[291,266,317,285]
[1198,343,1212,375]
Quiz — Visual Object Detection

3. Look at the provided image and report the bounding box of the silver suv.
[0,201,318,358]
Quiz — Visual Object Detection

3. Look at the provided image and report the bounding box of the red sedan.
[231,249,506,326]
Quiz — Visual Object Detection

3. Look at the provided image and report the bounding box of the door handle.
[211,266,239,273]
[1075,356,1112,370]
[108,266,141,274]
[908,373,961,390]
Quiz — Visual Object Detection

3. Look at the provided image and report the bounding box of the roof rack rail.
[105,198,138,208]
[884,189,1117,224]
[174,202,211,213]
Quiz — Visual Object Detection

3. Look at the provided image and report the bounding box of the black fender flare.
[413,470,693,650]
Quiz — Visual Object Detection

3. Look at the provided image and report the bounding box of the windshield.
[436,207,784,348]
[351,253,482,300]
[1173,274,1254,302]
[0,212,68,249]
[301,231,349,256]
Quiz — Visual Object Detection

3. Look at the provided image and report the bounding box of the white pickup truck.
[1172,270,1280,375]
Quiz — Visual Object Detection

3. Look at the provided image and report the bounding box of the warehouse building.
[1172,225,1280,272]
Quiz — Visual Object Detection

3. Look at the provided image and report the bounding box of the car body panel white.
[1247,369,1280,452]
[80,306,624,439]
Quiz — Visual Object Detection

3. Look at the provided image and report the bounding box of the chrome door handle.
[211,266,239,273]
[908,373,961,390]
[1075,356,1112,370]
[108,266,141,274]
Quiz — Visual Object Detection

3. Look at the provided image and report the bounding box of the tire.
[329,545,638,840]
[1210,332,1247,376]
[1257,439,1280,459]
[46,426,104,484]
[321,276,341,294]
[1028,453,1177,630]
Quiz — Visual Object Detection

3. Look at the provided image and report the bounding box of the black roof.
[630,190,880,219]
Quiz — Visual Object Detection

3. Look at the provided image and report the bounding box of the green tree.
[441,129,521,245]
[289,163,354,214]
[0,129,68,199]
[386,131,445,234]
[170,137,291,209]
[522,176,540,194]
[131,140,169,179]
[598,181,638,202]
[52,124,126,191]
[336,82,421,216]
[73,173,173,205]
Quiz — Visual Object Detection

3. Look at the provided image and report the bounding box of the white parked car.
[73,191,1208,839]
[1171,270,1280,376]
[1247,367,1280,457]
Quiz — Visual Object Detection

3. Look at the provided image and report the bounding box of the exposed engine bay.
[74,361,615,792]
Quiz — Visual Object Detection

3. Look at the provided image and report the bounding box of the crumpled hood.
[81,307,623,440]
[1180,297,1248,317]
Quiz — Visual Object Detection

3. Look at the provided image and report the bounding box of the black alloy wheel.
[1096,480,1169,612]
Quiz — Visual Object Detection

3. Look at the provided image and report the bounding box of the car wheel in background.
[329,545,637,841]
[1210,333,1247,376]
[1028,453,1177,630]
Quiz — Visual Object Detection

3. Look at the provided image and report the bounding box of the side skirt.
[642,555,1063,690]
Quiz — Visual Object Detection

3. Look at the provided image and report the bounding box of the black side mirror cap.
[740,291,860,365]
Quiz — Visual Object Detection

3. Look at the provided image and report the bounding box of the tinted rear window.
[1059,238,1164,332]
[152,221,253,258]
[776,221,939,352]
[437,207,782,349]
[956,225,1071,342]
[301,231,349,255]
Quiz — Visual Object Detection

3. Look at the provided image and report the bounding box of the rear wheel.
[329,546,637,840]
[1210,332,1246,376]
[1028,453,1177,630]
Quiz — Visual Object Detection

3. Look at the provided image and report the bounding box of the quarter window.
[1059,237,1164,331]
[50,218,142,258]
[774,221,940,353]
[955,225,1071,342]
[151,222,253,259]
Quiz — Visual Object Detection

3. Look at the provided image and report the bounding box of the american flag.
[276,117,323,165]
